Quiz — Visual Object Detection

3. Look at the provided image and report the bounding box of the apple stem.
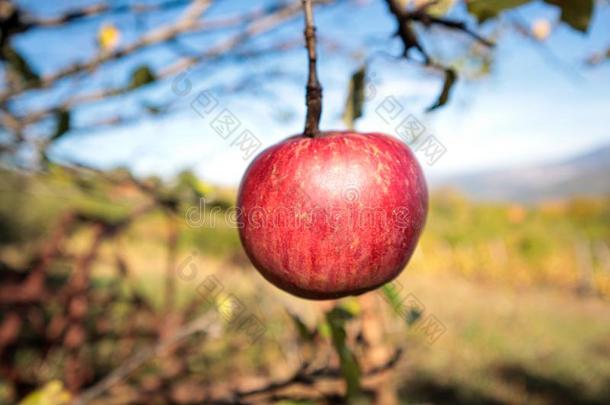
[302,0,322,138]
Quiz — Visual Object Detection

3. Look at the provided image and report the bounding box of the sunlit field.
[2,1,609,402]
[2,167,609,404]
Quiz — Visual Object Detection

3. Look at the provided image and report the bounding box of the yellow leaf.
[98,24,120,51]
[193,180,215,197]
[531,18,552,41]
[414,0,455,16]
[19,380,71,405]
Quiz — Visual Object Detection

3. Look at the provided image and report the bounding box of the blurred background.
[1,0,609,404]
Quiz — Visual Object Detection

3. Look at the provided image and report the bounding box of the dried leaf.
[543,0,593,33]
[2,45,40,86]
[129,65,156,89]
[414,0,455,16]
[426,68,457,112]
[51,109,71,141]
[342,65,366,130]
[467,0,529,23]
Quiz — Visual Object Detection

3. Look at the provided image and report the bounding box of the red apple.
[237,131,428,300]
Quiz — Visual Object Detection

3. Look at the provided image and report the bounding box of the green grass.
[389,272,610,404]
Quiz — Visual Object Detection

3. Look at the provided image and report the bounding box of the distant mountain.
[433,144,610,202]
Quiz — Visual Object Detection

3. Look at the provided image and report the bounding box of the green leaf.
[426,68,457,112]
[51,109,71,141]
[466,0,530,23]
[543,0,593,32]
[405,307,423,326]
[382,283,423,327]
[287,311,316,342]
[381,283,404,313]
[129,65,156,89]
[341,297,361,317]
[2,45,40,86]
[325,307,363,401]
[318,321,331,338]
[342,65,366,130]
[327,306,355,322]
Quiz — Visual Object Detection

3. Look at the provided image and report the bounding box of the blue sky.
[12,0,610,186]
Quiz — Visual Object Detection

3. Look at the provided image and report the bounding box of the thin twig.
[229,348,403,401]
[384,0,493,62]
[302,0,323,137]
[384,0,430,62]
[0,0,334,106]
[0,0,214,103]
[73,313,217,405]
[413,14,495,48]
[18,36,306,128]
[21,0,192,28]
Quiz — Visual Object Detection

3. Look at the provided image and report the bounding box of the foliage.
[325,306,363,401]
[128,65,157,90]
[0,0,604,164]
[51,110,71,141]
[426,67,457,112]
[342,65,366,129]
[1,168,609,403]
[467,0,594,32]
[19,381,71,405]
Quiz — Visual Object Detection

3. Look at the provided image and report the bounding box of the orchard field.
[2,167,609,404]
[2,0,610,403]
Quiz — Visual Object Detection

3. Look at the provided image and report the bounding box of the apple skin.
[237,131,428,300]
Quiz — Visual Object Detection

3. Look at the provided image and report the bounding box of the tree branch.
[20,0,192,29]
[0,0,214,103]
[0,0,335,105]
[407,9,495,48]
[73,313,218,405]
[13,8,326,130]
[302,0,323,137]
[384,0,493,62]
[384,0,430,63]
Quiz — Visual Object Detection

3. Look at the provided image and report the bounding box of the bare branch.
[21,0,192,29]
[0,0,334,105]
[412,14,495,48]
[0,0,214,102]
[228,348,403,401]
[384,0,493,63]
[73,313,218,405]
[15,9,324,129]
[384,0,430,62]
